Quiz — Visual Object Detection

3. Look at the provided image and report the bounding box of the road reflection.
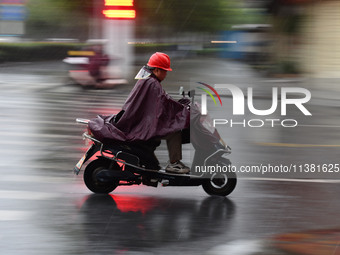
[78,194,235,253]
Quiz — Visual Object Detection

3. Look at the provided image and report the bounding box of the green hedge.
[0,42,86,63]
[0,42,172,63]
[0,42,221,63]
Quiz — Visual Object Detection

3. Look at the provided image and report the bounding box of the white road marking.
[207,240,265,255]
[242,177,340,183]
[0,175,73,184]
[0,190,57,200]
[0,210,33,221]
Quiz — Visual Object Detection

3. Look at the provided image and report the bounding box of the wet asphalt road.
[1,60,340,255]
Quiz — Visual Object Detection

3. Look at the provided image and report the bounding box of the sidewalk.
[270,228,340,255]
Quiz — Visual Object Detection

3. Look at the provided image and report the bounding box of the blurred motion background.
[1,0,339,80]
[2,2,340,254]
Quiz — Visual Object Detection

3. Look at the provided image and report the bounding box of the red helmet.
[147,52,172,71]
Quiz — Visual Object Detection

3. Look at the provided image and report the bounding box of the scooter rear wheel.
[202,159,237,197]
[83,158,120,194]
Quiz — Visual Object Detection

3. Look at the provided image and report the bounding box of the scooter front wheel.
[83,158,120,194]
[202,159,237,197]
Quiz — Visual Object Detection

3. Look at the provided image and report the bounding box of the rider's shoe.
[165,161,190,174]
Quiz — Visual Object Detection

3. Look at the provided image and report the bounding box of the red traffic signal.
[103,0,136,19]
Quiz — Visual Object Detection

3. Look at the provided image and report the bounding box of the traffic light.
[102,0,136,19]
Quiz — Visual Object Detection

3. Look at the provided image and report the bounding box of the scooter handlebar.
[188,90,195,98]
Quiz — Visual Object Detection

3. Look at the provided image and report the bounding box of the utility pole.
[101,0,135,78]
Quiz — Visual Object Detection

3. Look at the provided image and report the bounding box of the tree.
[134,0,232,37]
[25,0,266,41]
[26,0,92,39]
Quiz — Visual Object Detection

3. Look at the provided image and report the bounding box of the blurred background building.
[267,0,340,79]
[0,0,26,36]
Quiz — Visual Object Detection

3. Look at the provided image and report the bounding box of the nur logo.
[197,82,222,115]
[198,83,312,116]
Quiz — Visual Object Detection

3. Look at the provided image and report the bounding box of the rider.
[121,52,190,174]
[89,52,190,173]
[88,45,109,83]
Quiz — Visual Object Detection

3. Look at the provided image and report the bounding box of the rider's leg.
[164,131,190,174]
[165,131,182,163]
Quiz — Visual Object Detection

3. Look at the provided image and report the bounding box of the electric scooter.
[74,89,237,196]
